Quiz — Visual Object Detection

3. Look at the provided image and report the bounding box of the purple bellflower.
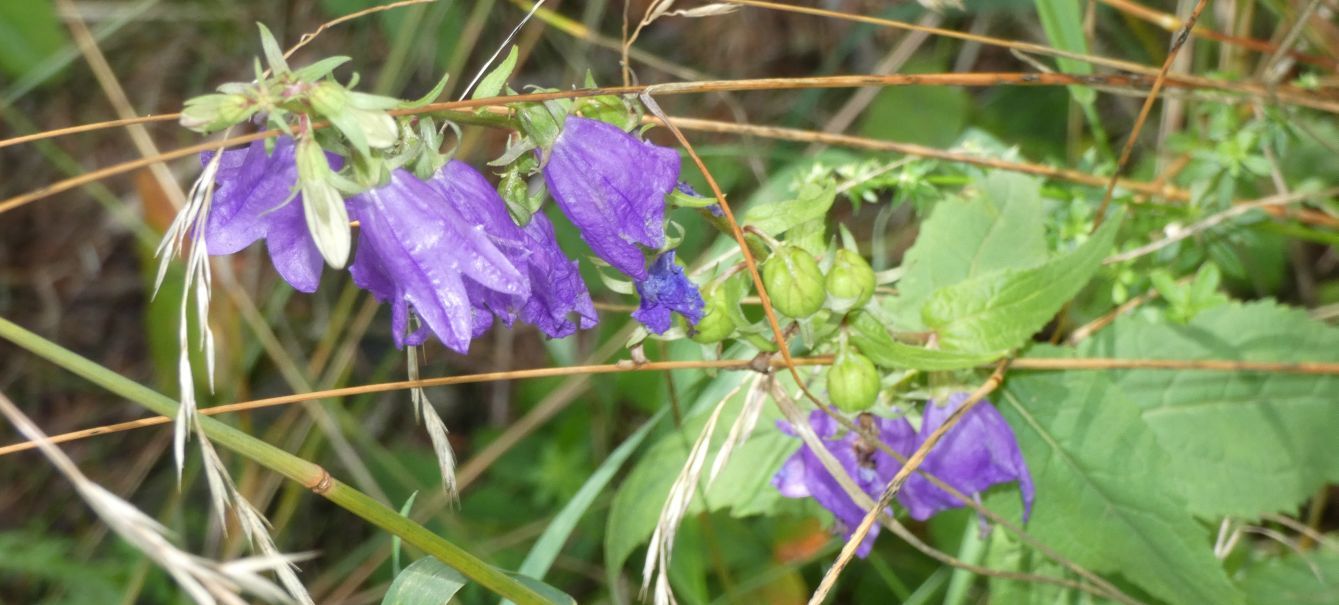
[772,396,1035,556]
[428,160,597,339]
[347,168,528,353]
[899,394,1036,522]
[772,411,916,558]
[518,212,599,337]
[632,251,704,334]
[202,137,341,293]
[543,116,680,280]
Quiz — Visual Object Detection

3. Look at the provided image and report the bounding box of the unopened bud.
[762,246,825,319]
[180,94,253,133]
[308,81,350,117]
[691,287,736,344]
[826,248,875,312]
[827,348,880,413]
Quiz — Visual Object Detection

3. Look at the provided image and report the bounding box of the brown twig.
[5,354,1339,457]
[722,0,1339,114]
[1099,0,1338,70]
[1093,0,1211,229]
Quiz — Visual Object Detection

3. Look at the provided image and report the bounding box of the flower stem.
[0,315,552,605]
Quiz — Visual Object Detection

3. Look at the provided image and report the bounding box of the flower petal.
[899,394,1036,521]
[632,251,704,334]
[543,117,679,280]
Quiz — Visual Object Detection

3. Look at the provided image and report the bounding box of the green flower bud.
[691,287,736,344]
[827,348,880,413]
[826,248,876,312]
[308,81,350,117]
[295,137,351,269]
[762,246,825,318]
[179,94,253,133]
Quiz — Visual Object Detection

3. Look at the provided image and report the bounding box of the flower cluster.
[772,393,1034,557]
[202,117,704,351]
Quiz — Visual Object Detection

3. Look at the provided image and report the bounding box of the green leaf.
[1034,0,1096,105]
[847,310,997,370]
[1236,548,1339,605]
[383,557,468,605]
[889,172,1048,329]
[1076,301,1339,517]
[402,72,452,108]
[292,55,351,82]
[392,491,419,578]
[256,23,290,74]
[998,370,1244,605]
[742,180,836,238]
[472,46,519,100]
[921,208,1121,355]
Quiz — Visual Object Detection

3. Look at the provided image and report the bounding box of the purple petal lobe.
[543,117,679,280]
[899,393,1036,522]
[202,137,338,292]
[772,410,916,558]
[347,168,527,353]
[518,212,599,338]
[632,251,704,334]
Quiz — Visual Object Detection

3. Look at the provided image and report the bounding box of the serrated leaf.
[998,370,1244,605]
[889,172,1048,329]
[742,180,836,238]
[922,208,1121,355]
[1077,301,1339,517]
[472,46,518,100]
[847,310,997,370]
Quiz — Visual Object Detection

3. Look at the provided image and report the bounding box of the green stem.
[0,315,551,605]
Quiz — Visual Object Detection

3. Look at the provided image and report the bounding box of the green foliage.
[922,207,1121,355]
[742,180,837,237]
[1235,548,1339,605]
[889,172,1049,329]
[0,1,67,80]
[383,557,470,605]
[605,376,801,582]
[847,309,997,370]
[1077,301,1339,518]
[997,369,1244,605]
[472,46,519,100]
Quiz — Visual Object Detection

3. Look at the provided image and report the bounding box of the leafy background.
[2,0,1338,604]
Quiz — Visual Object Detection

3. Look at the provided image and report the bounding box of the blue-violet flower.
[772,410,916,558]
[429,160,597,339]
[899,394,1036,522]
[632,251,704,334]
[347,168,528,352]
[543,116,680,280]
[202,137,341,293]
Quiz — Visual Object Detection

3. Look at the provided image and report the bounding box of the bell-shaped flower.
[899,393,1036,522]
[429,161,598,339]
[772,410,916,558]
[202,137,341,292]
[347,168,528,353]
[543,116,680,280]
[518,212,599,337]
[632,251,704,334]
